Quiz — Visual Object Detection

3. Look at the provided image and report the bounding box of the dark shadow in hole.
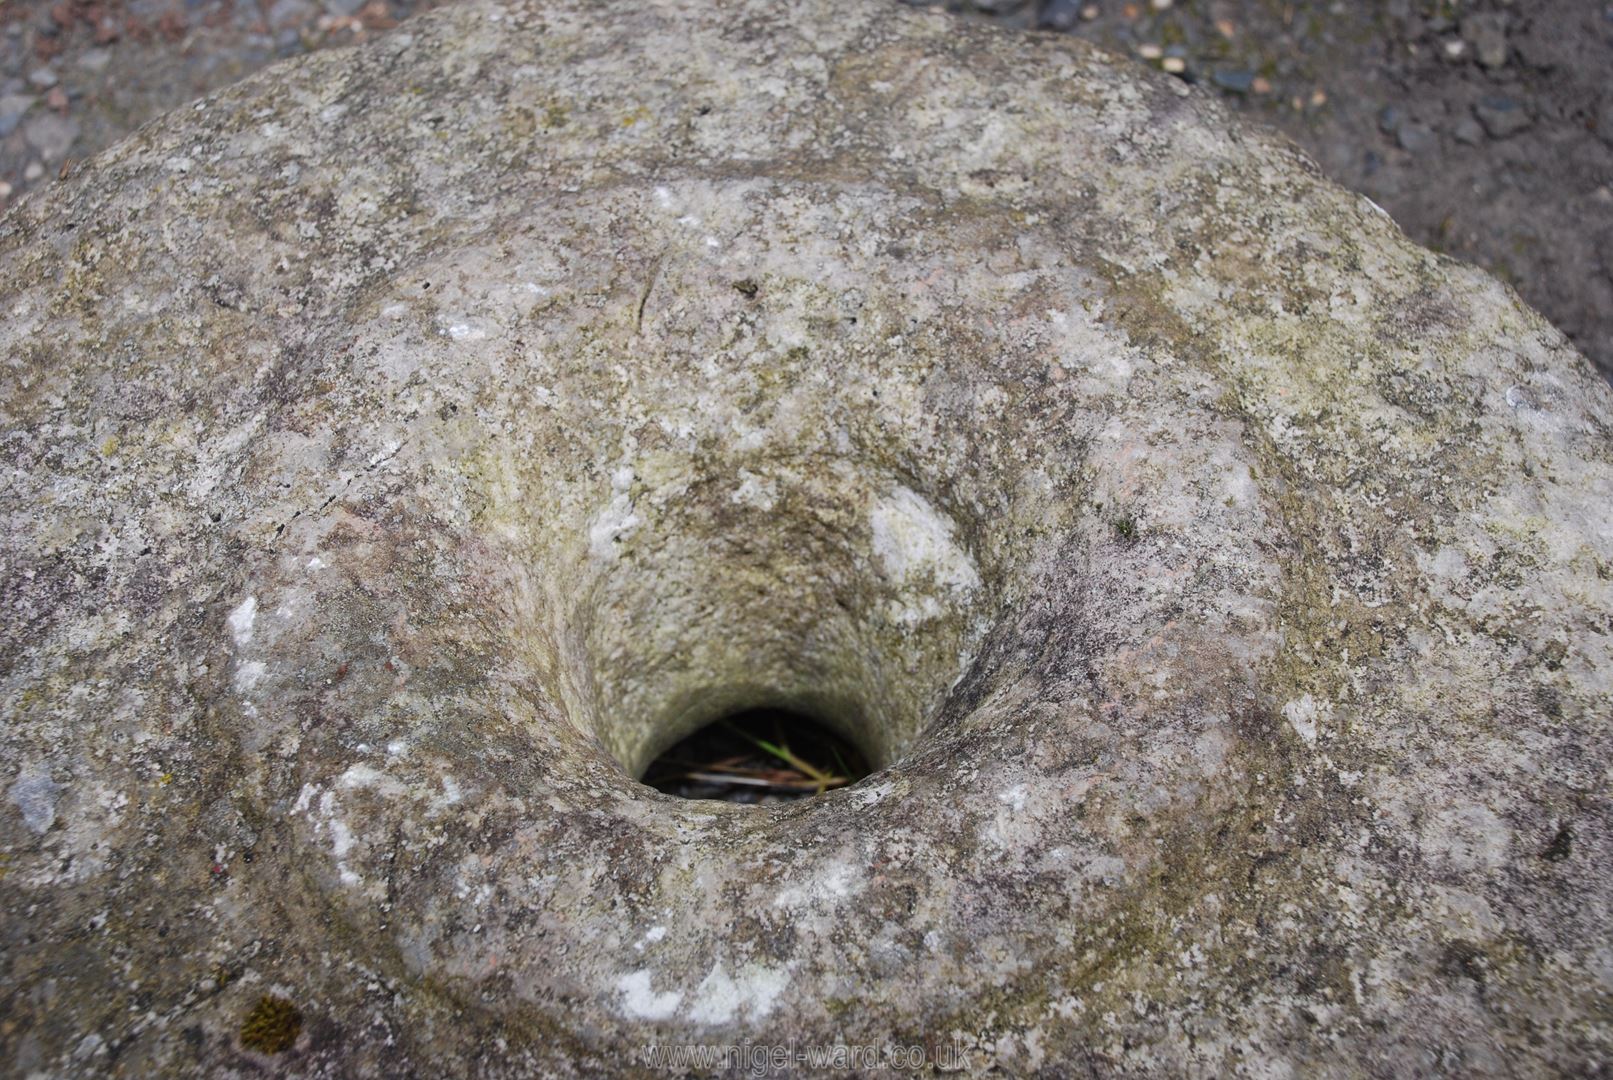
[642,708,873,804]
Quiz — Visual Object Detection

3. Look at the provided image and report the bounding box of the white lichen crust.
[1,0,1610,1075]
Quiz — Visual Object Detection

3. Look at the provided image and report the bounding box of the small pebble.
[1396,122,1436,154]
[1213,69,1255,94]
[1474,95,1531,139]
[1038,0,1082,30]
[24,160,44,181]
[0,93,35,138]
[28,68,59,89]
[1460,12,1508,69]
[1138,43,1163,59]
[1150,0,1171,9]
[77,48,113,73]
[24,113,80,162]
[1080,3,1099,19]
[1452,116,1484,145]
[0,180,12,199]
[1442,38,1467,59]
[1161,56,1185,74]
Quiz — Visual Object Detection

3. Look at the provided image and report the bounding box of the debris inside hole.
[642,708,873,803]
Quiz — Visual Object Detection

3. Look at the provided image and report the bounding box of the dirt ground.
[3,0,1610,380]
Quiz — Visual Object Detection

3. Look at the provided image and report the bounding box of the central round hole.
[545,464,1000,785]
[640,708,873,803]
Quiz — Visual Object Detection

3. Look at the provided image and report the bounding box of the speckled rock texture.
[2,0,1610,1075]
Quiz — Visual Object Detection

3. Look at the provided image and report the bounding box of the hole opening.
[640,707,874,803]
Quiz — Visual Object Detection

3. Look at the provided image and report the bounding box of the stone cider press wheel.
[2,0,1611,1074]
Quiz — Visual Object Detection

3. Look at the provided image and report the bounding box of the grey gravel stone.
[1211,68,1255,94]
[26,67,57,89]
[1452,115,1485,145]
[1038,0,1082,31]
[0,92,34,138]
[75,48,113,73]
[267,0,316,27]
[21,111,78,161]
[1460,12,1509,69]
[1475,94,1532,138]
[1396,120,1436,153]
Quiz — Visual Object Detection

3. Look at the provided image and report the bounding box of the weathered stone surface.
[1,0,1610,1074]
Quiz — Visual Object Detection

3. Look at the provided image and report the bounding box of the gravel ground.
[3,0,1611,379]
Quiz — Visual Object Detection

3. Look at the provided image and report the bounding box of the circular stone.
[2,1,1611,1074]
